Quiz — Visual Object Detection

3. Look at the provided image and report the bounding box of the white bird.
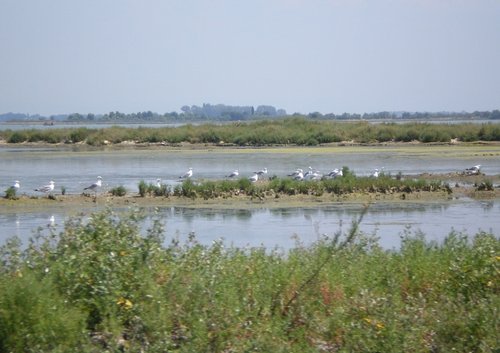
[11,180,20,190]
[293,170,304,181]
[304,167,322,180]
[179,167,193,179]
[35,180,55,194]
[227,169,239,178]
[465,165,481,175]
[84,176,102,193]
[370,167,384,178]
[303,166,314,179]
[328,168,343,178]
[255,167,268,176]
[288,168,303,177]
[156,178,162,188]
[248,173,259,183]
[48,215,55,227]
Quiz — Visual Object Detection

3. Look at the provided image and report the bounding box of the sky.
[1,0,499,116]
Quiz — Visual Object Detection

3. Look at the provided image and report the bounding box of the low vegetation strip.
[0,209,498,352]
[168,174,450,200]
[1,118,499,145]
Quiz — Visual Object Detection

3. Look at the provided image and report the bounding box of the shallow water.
[1,199,498,251]
[1,146,499,196]
[1,146,499,250]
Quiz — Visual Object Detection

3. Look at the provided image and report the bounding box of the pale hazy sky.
[1,0,499,115]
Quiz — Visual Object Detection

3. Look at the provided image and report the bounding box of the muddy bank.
[1,181,497,214]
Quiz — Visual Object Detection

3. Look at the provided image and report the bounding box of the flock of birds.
[181,166,360,183]
[7,177,103,196]
[5,165,482,197]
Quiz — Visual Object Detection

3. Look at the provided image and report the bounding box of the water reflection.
[1,201,497,251]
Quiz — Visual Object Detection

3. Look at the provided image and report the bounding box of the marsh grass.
[4,187,17,200]
[0,209,498,352]
[138,181,170,197]
[2,119,499,145]
[109,185,127,197]
[169,174,450,201]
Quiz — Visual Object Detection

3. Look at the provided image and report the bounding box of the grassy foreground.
[0,209,498,352]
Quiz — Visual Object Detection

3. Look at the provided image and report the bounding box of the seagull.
[293,170,304,181]
[288,169,303,177]
[84,176,102,194]
[248,173,259,183]
[48,215,55,227]
[304,167,322,180]
[327,168,343,178]
[179,167,193,179]
[370,167,384,178]
[156,178,162,188]
[255,167,268,176]
[303,166,314,179]
[227,169,239,178]
[465,165,481,175]
[11,180,20,190]
[35,180,55,194]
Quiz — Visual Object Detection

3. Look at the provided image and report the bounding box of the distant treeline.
[1,118,499,145]
[1,106,499,123]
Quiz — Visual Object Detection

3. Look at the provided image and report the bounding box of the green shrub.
[0,272,87,352]
[7,131,28,143]
[109,185,127,196]
[4,187,17,200]
[138,180,148,197]
[475,180,494,191]
[69,127,91,143]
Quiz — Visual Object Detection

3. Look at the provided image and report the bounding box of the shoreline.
[1,183,498,214]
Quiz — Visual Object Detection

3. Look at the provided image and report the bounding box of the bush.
[109,185,127,196]
[4,187,17,200]
[0,272,87,352]
[7,131,28,143]
[138,180,148,197]
[69,128,91,143]
[475,180,494,191]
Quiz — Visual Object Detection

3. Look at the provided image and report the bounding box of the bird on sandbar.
[35,180,55,194]
[179,167,193,179]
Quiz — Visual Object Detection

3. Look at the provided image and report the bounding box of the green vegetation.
[167,173,449,200]
[0,209,498,352]
[3,187,17,200]
[109,186,127,197]
[138,180,170,197]
[1,119,499,145]
[475,180,494,191]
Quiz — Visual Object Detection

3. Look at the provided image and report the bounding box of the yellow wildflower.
[117,297,133,310]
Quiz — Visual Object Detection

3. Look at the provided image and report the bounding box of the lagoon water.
[1,146,499,250]
[1,200,499,251]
